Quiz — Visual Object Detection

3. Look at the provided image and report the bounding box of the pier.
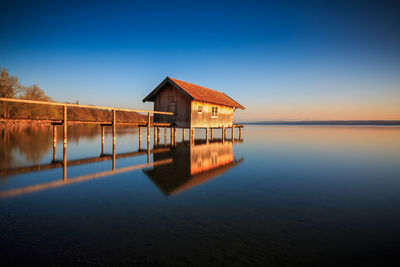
[0,97,243,151]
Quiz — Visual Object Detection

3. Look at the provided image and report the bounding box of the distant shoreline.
[242,120,400,126]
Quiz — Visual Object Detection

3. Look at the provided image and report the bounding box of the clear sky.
[1,0,399,121]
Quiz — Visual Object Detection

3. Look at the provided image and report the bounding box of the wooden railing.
[0,97,174,146]
[0,97,172,115]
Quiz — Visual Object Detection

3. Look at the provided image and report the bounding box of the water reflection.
[0,134,243,198]
[0,125,139,170]
[144,140,243,196]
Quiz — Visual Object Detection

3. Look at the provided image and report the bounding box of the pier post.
[147,112,151,149]
[239,127,242,140]
[62,105,67,181]
[63,141,67,181]
[210,128,213,140]
[52,125,57,162]
[101,125,105,155]
[157,127,160,144]
[112,142,116,171]
[170,127,173,145]
[112,109,116,171]
[174,127,177,145]
[222,126,225,142]
[154,125,157,146]
[190,128,195,144]
[63,105,67,146]
[231,126,234,141]
[182,128,185,142]
[138,126,142,150]
[164,127,167,146]
[147,146,150,164]
[206,128,209,143]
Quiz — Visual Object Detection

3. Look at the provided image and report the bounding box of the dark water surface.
[1,125,399,266]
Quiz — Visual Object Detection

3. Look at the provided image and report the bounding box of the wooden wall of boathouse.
[190,100,234,128]
[153,84,191,128]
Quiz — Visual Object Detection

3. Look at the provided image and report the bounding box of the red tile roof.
[143,77,245,110]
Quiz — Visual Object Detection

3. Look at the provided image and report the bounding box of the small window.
[198,105,203,114]
[212,107,218,118]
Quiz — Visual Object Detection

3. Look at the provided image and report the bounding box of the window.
[212,107,218,118]
[198,105,203,114]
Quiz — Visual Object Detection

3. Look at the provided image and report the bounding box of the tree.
[19,85,58,118]
[0,68,22,118]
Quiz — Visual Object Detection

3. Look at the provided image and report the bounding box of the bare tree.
[0,68,22,118]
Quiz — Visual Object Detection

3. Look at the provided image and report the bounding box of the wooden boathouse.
[143,77,244,139]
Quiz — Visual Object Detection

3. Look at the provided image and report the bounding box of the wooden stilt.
[206,128,209,143]
[52,125,57,162]
[138,127,142,150]
[173,127,177,145]
[112,141,116,171]
[153,125,157,145]
[157,127,160,144]
[112,109,116,171]
[190,128,195,144]
[169,127,174,146]
[63,141,67,181]
[53,124,57,144]
[239,127,242,140]
[147,112,151,148]
[147,146,150,164]
[63,105,67,145]
[232,126,234,140]
[164,127,167,146]
[182,128,185,142]
[222,126,225,142]
[210,128,213,140]
[101,125,105,155]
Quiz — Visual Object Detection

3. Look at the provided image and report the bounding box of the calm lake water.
[1,125,399,266]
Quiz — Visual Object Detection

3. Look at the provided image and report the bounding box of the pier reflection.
[0,136,243,199]
[144,140,244,196]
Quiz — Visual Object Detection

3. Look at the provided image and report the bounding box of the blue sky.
[1,0,399,121]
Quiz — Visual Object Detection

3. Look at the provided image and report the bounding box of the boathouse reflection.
[144,140,243,196]
[0,137,243,199]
